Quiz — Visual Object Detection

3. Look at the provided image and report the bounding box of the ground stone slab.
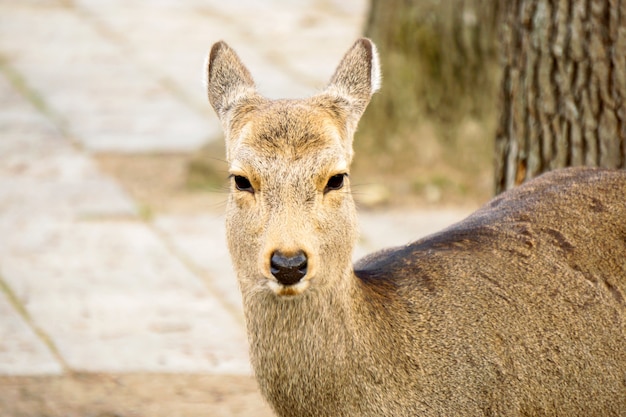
[0,3,214,152]
[0,292,63,375]
[1,220,251,374]
[155,214,243,319]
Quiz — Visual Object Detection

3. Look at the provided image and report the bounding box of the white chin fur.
[267,279,310,296]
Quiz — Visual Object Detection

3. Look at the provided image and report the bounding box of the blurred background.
[1,0,624,415]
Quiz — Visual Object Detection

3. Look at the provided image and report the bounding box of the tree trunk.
[495,0,626,193]
[361,0,500,145]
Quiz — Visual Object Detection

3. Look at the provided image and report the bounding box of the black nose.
[270,250,308,286]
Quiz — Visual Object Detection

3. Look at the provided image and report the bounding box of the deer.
[205,38,626,416]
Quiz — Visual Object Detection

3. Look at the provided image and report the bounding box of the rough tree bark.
[495,0,626,193]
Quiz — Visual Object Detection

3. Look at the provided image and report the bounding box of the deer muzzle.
[270,250,308,286]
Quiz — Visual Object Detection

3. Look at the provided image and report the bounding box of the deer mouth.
[266,278,311,297]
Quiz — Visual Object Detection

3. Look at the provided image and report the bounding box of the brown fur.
[206,39,626,416]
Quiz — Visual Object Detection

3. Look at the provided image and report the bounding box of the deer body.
[206,39,626,416]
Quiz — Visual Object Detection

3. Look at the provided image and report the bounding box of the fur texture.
[206,38,626,416]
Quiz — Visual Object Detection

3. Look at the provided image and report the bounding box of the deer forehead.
[230,145,348,189]
[228,100,351,176]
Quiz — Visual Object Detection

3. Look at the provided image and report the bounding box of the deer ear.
[324,38,381,125]
[205,41,257,125]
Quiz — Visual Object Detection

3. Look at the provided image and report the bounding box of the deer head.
[206,39,380,298]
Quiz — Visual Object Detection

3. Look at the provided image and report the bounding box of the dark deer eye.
[325,173,346,193]
[233,175,254,193]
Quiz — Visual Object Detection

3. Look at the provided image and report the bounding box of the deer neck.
[243,266,365,359]
[241,268,385,414]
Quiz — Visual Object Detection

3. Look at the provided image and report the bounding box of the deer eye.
[233,175,254,193]
[324,173,346,193]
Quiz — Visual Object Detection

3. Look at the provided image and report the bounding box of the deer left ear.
[323,38,381,127]
[205,41,257,126]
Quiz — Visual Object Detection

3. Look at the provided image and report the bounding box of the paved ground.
[0,0,473,414]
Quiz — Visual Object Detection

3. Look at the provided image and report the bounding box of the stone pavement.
[0,0,472,378]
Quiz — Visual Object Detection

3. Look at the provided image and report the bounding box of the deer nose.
[270,250,308,286]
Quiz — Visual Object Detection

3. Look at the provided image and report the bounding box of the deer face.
[206,39,380,297]
[224,99,359,296]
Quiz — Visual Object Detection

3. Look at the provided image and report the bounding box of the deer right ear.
[205,41,257,125]
[323,38,381,130]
